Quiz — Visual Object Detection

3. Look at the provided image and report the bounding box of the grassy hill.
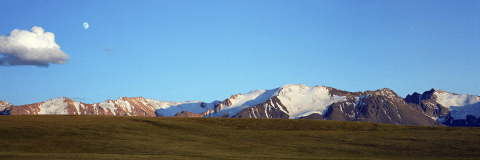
[0,115,479,159]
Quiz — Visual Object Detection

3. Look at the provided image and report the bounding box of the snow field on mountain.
[37,97,67,115]
[435,91,480,108]
[449,103,480,120]
[277,84,347,119]
[434,90,480,119]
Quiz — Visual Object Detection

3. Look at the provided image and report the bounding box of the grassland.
[0,115,479,159]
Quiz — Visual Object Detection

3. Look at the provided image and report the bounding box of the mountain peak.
[0,100,11,105]
[405,92,422,104]
[364,88,400,99]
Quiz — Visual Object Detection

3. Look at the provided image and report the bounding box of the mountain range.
[2,84,479,127]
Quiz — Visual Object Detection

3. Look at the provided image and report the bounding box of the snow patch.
[396,106,401,119]
[115,98,133,113]
[74,101,80,114]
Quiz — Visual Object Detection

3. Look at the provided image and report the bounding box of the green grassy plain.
[0,115,479,159]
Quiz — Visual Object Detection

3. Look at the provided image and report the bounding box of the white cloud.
[0,26,69,66]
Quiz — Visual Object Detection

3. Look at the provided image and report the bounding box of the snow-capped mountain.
[2,84,479,126]
[233,86,440,126]
[1,97,158,116]
[405,89,480,126]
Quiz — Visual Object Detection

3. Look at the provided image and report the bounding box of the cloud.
[0,26,69,66]
[0,54,49,67]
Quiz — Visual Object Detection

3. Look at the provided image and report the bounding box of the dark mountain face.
[322,95,358,121]
[405,89,436,104]
[421,89,436,100]
[415,99,449,120]
[233,96,289,119]
[405,92,422,104]
[352,95,405,124]
[323,90,441,126]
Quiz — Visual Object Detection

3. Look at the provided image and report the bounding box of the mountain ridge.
[1,84,479,127]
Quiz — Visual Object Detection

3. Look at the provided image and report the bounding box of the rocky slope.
[2,84,479,126]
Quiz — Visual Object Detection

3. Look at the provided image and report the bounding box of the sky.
[0,0,479,105]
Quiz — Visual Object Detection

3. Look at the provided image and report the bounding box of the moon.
[83,22,89,29]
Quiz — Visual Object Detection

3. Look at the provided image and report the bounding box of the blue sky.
[0,0,479,105]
